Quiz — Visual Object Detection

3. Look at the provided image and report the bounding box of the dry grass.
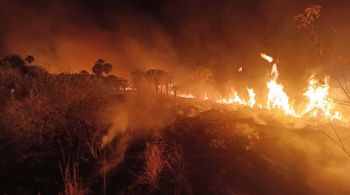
[140,142,165,187]
[60,162,87,195]
[127,140,165,194]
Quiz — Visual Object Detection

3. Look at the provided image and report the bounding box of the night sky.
[1,0,350,88]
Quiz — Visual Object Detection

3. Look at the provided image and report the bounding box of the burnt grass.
[1,56,349,195]
[96,108,322,195]
[0,108,319,194]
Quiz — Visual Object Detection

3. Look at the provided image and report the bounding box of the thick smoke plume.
[2,0,350,89]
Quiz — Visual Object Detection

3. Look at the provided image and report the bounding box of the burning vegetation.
[218,52,343,120]
[1,1,350,195]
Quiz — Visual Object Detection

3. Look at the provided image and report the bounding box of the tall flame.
[271,64,279,80]
[263,54,296,116]
[266,79,296,116]
[247,88,256,108]
[303,76,342,120]
[177,52,345,122]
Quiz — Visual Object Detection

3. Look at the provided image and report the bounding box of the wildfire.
[266,79,296,116]
[177,52,345,122]
[217,89,255,107]
[303,76,342,120]
[124,86,136,91]
[263,54,296,116]
[260,53,274,63]
[178,93,195,99]
[247,88,256,108]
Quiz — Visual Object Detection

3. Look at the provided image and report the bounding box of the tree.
[80,70,89,75]
[25,55,34,65]
[105,75,128,90]
[145,69,165,94]
[131,69,145,90]
[92,59,112,77]
[187,66,213,98]
[161,71,173,95]
[1,55,28,73]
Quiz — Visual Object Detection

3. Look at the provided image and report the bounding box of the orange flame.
[303,76,342,120]
[260,53,274,63]
[177,52,346,122]
[247,88,256,108]
[178,93,195,99]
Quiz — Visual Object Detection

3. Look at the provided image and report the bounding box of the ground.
[1,62,350,194]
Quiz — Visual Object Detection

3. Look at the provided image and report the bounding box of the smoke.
[2,0,350,106]
[1,0,350,83]
[102,105,129,146]
[229,107,350,194]
[100,93,179,172]
[0,0,176,77]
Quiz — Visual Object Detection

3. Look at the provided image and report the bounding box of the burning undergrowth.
[92,83,350,194]
[100,102,350,195]
[0,54,350,195]
[1,3,350,193]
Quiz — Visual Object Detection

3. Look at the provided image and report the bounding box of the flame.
[271,64,279,79]
[266,79,296,116]
[176,52,346,122]
[217,91,245,104]
[260,53,274,63]
[178,93,195,99]
[232,91,246,105]
[247,88,256,108]
[217,88,256,107]
[123,87,136,91]
[303,76,342,120]
[266,61,296,116]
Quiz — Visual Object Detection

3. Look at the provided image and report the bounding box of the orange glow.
[177,52,346,122]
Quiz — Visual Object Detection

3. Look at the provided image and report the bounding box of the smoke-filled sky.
[1,0,350,86]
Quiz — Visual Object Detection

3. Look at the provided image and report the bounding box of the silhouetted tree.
[187,66,214,97]
[92,59,112,77]
[25,55,34,65]
[131,69,145,90]
[173,84,178,97]
[1,55,28,73]
[105,75,128,89]
[164,72,174,95]
[27,66,48,78]
[145,69,165,94]
[80,70,89,75]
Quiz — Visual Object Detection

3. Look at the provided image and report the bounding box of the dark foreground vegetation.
[0,55,350,195]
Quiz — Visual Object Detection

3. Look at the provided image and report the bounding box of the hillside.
[1,56,350,195]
